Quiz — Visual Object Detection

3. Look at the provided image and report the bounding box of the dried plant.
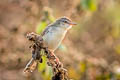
[24,32,69,80]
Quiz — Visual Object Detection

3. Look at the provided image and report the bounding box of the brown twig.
[24,32,69,80]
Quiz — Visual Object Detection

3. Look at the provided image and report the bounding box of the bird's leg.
[50,50,60,63]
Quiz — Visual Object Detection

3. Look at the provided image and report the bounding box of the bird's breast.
[43,29,67,51]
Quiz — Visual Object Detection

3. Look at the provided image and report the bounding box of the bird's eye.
[63,20,68,23]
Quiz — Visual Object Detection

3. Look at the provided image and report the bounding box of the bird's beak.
[69,22,77,25]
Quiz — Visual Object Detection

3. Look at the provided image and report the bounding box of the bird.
[42,16,76,52]
[24,17,76,73]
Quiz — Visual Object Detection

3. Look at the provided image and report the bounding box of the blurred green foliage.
[81,0,97,11]
[36,21,47,34]
[115,45,120,54]
[36,7,55,34]
[105,4,120,39]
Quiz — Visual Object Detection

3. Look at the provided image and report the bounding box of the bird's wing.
[41,26,50,36]
[41,21,56,36]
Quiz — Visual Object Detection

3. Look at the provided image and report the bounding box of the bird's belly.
[43,32,65,51]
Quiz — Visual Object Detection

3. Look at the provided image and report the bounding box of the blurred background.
[0,0,120,80]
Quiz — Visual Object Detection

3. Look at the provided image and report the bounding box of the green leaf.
[38,53,53,80]
[38,55,47,72]
[45,66,53,79]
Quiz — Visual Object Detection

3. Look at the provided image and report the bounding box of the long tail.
[23,58,38,74]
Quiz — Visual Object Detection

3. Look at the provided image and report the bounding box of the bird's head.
[54,17,76,30]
